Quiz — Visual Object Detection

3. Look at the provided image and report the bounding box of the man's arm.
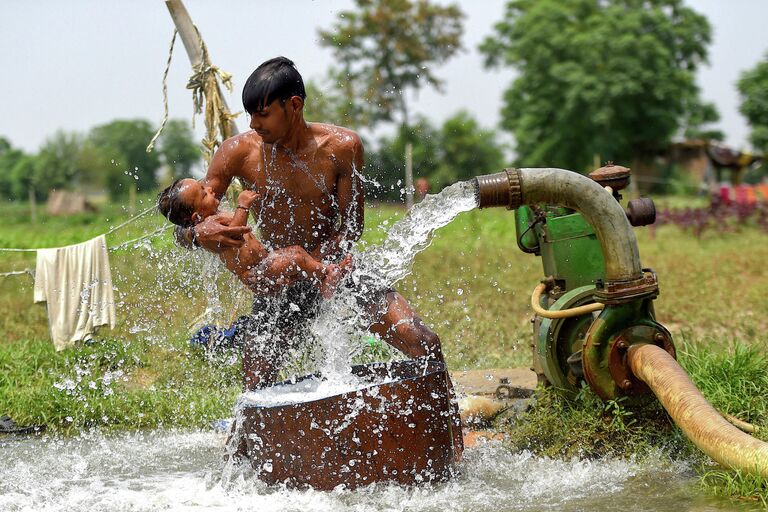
[313,134,365,262]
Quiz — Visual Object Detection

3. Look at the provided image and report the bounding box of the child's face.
[178,179,220,222]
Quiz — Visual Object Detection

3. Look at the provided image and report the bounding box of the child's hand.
[238,190,260,208]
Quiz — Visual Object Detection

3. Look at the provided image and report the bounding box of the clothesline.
[0,204,163,254]
[0,269,33,278]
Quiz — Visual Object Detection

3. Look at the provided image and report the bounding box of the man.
[177,57,461,455]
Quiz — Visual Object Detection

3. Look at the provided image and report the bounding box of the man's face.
[249,99,292,144]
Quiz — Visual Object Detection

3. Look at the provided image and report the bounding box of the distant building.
[664,139,763,189]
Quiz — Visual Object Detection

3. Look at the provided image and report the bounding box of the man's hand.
[237,190,260,209]
[195,213,251,250]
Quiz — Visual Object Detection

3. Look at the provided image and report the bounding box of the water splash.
[1,431,717,512]
[310,180,478,379]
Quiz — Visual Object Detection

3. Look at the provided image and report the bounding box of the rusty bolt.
[654,333,666,344]
[616,340,628,350]
[621,379,632,390]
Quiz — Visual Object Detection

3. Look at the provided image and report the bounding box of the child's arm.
[231,190,259,228]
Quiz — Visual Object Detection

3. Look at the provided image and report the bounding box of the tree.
[9,154,37,201]
[89,119,161,199]
[157,119,201,181]
[318,0,464,132]
[480,0,713,171]
[681,97,723,141]
[0,137,25,199]
[366,118,440,201]
[738,53,768,153]
[34,131,85,194]
[433,111,505,188]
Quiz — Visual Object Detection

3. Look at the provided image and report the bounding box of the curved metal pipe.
[629,344,768,478]
[475,168,642,282]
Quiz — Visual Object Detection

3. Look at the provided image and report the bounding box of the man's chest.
[241,153,339,210]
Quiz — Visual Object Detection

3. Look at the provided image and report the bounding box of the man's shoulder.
[311,123,362,150]
[219,132,262,161]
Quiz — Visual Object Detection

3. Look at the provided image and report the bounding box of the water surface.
[1,430,755,512]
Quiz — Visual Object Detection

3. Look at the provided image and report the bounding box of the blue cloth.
[190,316,249,351]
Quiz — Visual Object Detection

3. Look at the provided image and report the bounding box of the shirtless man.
[177,57,461,455]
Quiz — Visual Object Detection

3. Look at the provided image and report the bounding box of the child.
[157,178,351,298]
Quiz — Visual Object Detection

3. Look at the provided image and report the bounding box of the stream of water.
[1,430,753,512]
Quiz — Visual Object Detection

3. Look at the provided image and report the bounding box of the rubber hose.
[530,283,604,319]
[628,344,768,478]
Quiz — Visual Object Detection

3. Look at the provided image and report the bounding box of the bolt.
[616,340,628,350]
[621,379,632,390]
[654,333,666,344]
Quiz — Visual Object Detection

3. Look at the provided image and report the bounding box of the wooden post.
[128,183,137,216]
[28,185,37,224]
[163,0,239,137]
[405,142,414,209]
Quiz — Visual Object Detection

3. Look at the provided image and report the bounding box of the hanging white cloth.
[34,235,116,351]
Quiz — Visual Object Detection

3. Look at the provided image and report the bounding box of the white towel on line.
[33,235,116,351]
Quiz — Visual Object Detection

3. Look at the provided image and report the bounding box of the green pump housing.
[515,205,606,292]
[516,205,608,393]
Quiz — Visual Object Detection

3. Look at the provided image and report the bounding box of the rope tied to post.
[146,26,240,163]
[186,25,239,162]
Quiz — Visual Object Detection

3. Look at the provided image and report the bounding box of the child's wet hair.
[157,178,196,228]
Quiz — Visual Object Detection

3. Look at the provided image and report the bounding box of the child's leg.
[260,246,327,284]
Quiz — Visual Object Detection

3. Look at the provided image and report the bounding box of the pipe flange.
[504,168,522,210]
[594,269,659,305]
[608,326,675,397]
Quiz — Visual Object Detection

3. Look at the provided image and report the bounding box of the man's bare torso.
[209,123,362,256]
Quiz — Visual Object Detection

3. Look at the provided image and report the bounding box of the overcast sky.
[1,0,767,155]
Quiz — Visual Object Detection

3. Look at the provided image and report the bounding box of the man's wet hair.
[242,56,306,114]
[157,178,196,228]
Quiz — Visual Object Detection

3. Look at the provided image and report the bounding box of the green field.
[1,195,767,502]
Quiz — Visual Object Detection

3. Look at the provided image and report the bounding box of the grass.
[1,194,767,502]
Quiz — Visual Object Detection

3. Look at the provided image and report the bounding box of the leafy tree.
[318,0,464,133]
[304,78,355,128]
[9,154,37,201]
[738,53,768,153]
[34,131,84,194]
[157,119,201,181]
[480,0,713,171]
[367,118,440,200]
[89,119,161,199]
[0,137,25,199]
[433,111,505,188]
[681,97,723,141]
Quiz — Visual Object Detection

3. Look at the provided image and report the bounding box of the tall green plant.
[89,119,161,199]
[318,0,464,133]
[738,52,768,154]
[480,0,714,171]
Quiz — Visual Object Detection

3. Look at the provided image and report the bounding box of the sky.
[1,0,767,155]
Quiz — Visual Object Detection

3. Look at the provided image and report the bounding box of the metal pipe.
[629,344,768,478]
[474,168,642,282]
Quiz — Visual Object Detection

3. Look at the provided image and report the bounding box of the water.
[309,180,479,377]
[238,374,395,408]
[0,431,751,512]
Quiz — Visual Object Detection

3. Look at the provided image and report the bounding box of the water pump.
[472,165,768,477]
[515,164,663,400]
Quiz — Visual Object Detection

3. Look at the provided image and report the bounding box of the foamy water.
[2,430,743,512]
[237,374,395,408]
